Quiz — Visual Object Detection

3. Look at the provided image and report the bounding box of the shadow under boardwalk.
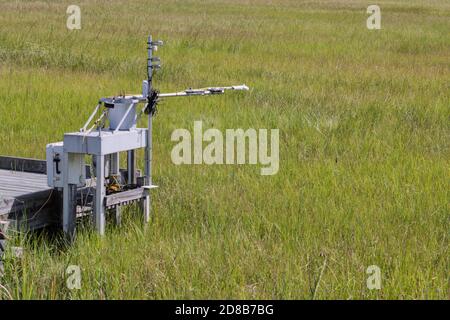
[0,169,60,230]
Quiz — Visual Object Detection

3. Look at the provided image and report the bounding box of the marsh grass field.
[0,0,449,299]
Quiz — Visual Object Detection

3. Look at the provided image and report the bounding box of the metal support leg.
[142,195,150,223]
[111,153,121,225]
[67,184,77,236]
[63,153,77,240]
[95,155,106,235]
[105,155,111,178]
[127,150,136,185]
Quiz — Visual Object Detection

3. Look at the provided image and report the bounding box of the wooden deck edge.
[0,155,47,174]
[2,189,62,231]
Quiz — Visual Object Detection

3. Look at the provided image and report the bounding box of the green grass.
[0,0,449,299]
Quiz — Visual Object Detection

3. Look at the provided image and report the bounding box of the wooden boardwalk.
[0,169,50,200]
[0,157,59,230]
[0,155,148,233]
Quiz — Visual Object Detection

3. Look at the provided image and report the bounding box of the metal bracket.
[143,185,158,190]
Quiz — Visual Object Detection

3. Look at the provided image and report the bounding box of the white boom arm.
[158,84,249,98]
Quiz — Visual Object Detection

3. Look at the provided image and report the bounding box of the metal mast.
[144,35,162,222]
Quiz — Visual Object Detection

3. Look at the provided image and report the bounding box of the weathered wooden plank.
[0,155,95,178]
[0,220,8,237]
[105,187,148,207]
[0,188,53,214]
[9,205,59,231]
[5,189,62,231]
[0,156,46,174]
[0,169,50,203]
[0,168,48,180]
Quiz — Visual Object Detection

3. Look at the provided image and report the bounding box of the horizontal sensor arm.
[157,84,249,98]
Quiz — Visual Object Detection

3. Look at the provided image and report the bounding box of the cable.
[19,189,54,223]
